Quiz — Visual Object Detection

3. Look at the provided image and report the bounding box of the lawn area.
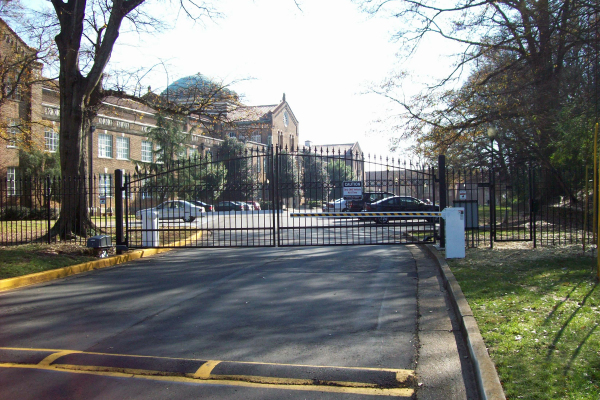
[448,245,600,400]
[0,243,97,279]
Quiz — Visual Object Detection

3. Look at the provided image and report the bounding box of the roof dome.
[161,74,238,101]
[162,74,213,96]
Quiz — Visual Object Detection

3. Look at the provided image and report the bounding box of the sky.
[109,0,419,157]
[26,0,454,159]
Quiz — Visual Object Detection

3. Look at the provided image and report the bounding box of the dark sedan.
[191,200,214,212]
[364,196,440,223]
[215,201,244,212]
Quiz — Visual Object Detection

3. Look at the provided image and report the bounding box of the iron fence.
[1,154,595,249]
[0,175,116,246]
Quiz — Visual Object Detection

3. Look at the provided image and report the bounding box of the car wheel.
[183,216,195,222]
[376,217,389,224]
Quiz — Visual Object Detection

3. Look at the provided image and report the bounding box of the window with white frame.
[228,132,236,138]
[99,174,113,197]
[6,167,18,195]
[189,148,198,159]
[116,120,130,129]
[116,136,129,160]
[141,140,153,163]
[251,133,262,143]
[98,133,112,158]
[6,120,18,147]
[44,128,59,152]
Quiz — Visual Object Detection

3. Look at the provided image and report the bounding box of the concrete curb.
[423,244,506,400]
[0,248,171,292]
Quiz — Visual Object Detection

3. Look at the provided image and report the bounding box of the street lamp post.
[487,126,497,248]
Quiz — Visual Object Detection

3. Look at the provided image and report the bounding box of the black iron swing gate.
[120,146,441,248]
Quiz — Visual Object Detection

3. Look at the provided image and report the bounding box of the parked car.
[346,191,395,211]
[364,196,440,223]
[191,200,214,212]
[135,200,205,222]
[246,201,261,211]
[323,198,348,212]
[215,201,244,212]
[237,201,252,211]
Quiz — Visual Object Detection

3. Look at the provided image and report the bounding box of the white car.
[135,200,205,222]
[323,198,348,212]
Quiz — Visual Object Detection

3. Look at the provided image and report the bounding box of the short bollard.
[141,210,159,247]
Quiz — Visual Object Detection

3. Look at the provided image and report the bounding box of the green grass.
[448,249,600,399]
[0,243,97,279]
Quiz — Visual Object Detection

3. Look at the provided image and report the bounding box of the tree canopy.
[362,0,600,170]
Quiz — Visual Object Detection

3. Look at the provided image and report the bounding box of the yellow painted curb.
[0,230,207,292]
[0,248,171,292]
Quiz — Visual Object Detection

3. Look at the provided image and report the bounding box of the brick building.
[0,19,300,203]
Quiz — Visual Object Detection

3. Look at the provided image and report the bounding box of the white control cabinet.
[441,207,465,259]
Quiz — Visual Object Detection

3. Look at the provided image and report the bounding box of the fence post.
[46,176,51,244]
[438,155,446,248]
[274,145,280,247]
[115,169,125,254]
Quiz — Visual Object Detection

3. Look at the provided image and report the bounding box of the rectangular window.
[116,136,130,160]
[251,134,262,143]
[4,76,21,101]
[98,117,113,126]
[44,128,59,152]
[141,140,153,163]
[116,120,130,129]
[6,120,18,147]
[6,167,18,195]
[228,132,236,138]
[99,174,113,197]
[189,148,198,159]
[98,133,112,158]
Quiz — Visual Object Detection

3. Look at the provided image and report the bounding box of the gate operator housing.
[441,207,465,258]
[86,235,112,258]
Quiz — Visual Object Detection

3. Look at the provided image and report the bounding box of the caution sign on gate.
[343,181,362,200]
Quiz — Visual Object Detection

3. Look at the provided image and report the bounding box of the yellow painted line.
[193,360,221,379]
[167,230,204,247]
[38,350,80,367]
[0,363,415,397]
[209,374,389,389]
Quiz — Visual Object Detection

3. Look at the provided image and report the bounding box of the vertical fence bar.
[438,155,446,248]
[46,176,51,244]
[115,169,124,253]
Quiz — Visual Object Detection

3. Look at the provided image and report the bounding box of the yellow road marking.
[193,360,221,379]
[0,347,415,393]
[0,362,414,397]
[38,350,80,367]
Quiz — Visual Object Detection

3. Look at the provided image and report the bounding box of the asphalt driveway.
[0,245,477,399]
